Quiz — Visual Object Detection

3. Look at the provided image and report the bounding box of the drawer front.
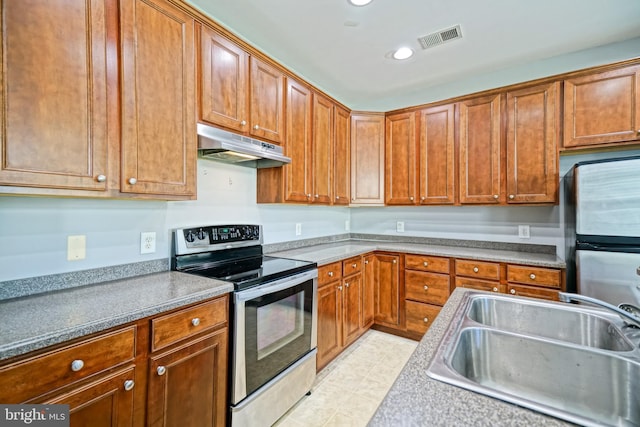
[405,271,450,305]
[342,257,362,276]
[405,254,450,273]
[507,284,559,301]
[318,262,342,285]
[152,296,228,351]
[455,259,501,280]
[406,301,441,335]
[507,265,561,288]
[455,277,504,293]
[0,326,136,403]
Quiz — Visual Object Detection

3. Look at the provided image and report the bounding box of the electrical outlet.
[67,235,86,261]
[141,232,156,254]
[345,220,350,231]
[518,225,530,239]
[396,221,405,233]
[295,223,302,236]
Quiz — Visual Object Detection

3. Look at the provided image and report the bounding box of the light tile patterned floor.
[274,330,418,427]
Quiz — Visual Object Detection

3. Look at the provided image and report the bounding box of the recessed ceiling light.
[348,0,372,6]
[392,47,414,60]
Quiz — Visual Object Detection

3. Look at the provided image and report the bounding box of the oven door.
[232,269,318,405]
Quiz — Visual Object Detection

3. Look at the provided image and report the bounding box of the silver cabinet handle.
[473,267,479,273]
[509,194,515,200]
[510,289,516,295]
[240,120,247,126]
[96,174,106,182]
[71,360,84,372]
[493,194,499,199]
[191,318,200,326]
[157,366,166,376]
[530,273,536,280]
[423,261,428,267]
[253,125,260,130]
[124,380,135,391]
[128,177,137,185]
[492,287,498,292]
[328,271,334,277]
[423,317,429,323]
[423,285,429,291]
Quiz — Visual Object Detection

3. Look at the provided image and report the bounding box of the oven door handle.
[235,269,318,302]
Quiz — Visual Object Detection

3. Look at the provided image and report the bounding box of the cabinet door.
[351,114,385,204]
[148,330,228,427]
[418,104,456,204]
[564,65,640,148]
[311,94,333,204]
[342,274,362,347]
[507,284,559,301]
[385,112,417,205]
[284,78,312,202]
[317,282,343,371]
[120,0,196,197]
[45,367,136,427]
[506,82,559,203]
[0,0,109,191]
[199,27,249,132]
[333,106,351,205]
[405,301,441,336]
[459,94,502,204]
[374,254,402,328]
[361,254,376,329]
[250,58,285,144]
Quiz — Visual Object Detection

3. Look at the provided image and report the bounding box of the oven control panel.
[175,224,262,254]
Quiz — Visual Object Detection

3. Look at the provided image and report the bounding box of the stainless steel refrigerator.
[564,155,640,306]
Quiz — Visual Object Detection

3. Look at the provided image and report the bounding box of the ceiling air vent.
[418,25,462,50]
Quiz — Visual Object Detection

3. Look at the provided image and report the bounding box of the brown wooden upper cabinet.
[120,0,197,197]
[199,27,285,145]
[333,106,351,205]
[0,0,110,192]
[351,113,385,204]
[459,94,503,204]
[311,94,334,204]
[418,104,456,205]
[563,65,640,149]
[385,112,417,205]
[506,82,560,203]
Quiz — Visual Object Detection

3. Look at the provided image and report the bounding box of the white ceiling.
[187,0,640,111]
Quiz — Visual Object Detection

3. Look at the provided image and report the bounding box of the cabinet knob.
[338,286,343,291]
[71,359,84,372]
[510,289,516,295]
[509,194,515,200]
[96,174,106,182]
[128,177,137,185]
[364,260,369,265]
[423,261,428,267]
[409,197,414,201]
[328,271,334,277]
[473,267,479,273]
[423,285,429,291]
[336,196,340,200]
[423,317,429,323]
[124,380,135,391]
[352,263,357,268]
[253,124,260,130]
[529,273,536,280]
[191,317,200,326]
[493,194,499,199]
[492,287,498,292]
[421,197,425,201]
[240,120,247,126]
[157,366,166,376]
[307,193,311,198]
[345,283,350,288]
[393,260,397,264]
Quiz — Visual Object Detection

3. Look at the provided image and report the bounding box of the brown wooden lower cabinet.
[405,300,441,335]
[361,254,376,329]
[455,277,504,293]
[317,279,343,370]
[507,284,559,301]
[374,253,402,329]
[147,328,228,427]
[342,273,363,348]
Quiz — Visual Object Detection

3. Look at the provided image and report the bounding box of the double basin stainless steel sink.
[427,291,640,427]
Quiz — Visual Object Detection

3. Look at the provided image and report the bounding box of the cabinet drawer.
[406,301,441,335]
[455,259,500,280]
[318,262,342,285]
[152,296,228,351]
[455,277,504,293]
[0,326,136,403]
[405,254,450,273]
[405,271,450,305]
[342,257,362,276]
[507,265,561,288]
[507,284,559,301]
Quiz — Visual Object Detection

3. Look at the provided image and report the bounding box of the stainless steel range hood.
[197,123,291,168]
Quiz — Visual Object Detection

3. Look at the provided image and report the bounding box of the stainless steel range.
[172,224,318,427]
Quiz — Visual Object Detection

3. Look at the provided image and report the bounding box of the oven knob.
[197,229,206,240]
[185,231,196,243]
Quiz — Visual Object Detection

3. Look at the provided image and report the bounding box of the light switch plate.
[67,235,86,261]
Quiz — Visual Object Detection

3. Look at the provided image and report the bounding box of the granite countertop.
[368,287,572,426]
[270,240,565,268]
[0,272,233,361]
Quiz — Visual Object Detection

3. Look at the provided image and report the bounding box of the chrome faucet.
[558,292,640,328]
